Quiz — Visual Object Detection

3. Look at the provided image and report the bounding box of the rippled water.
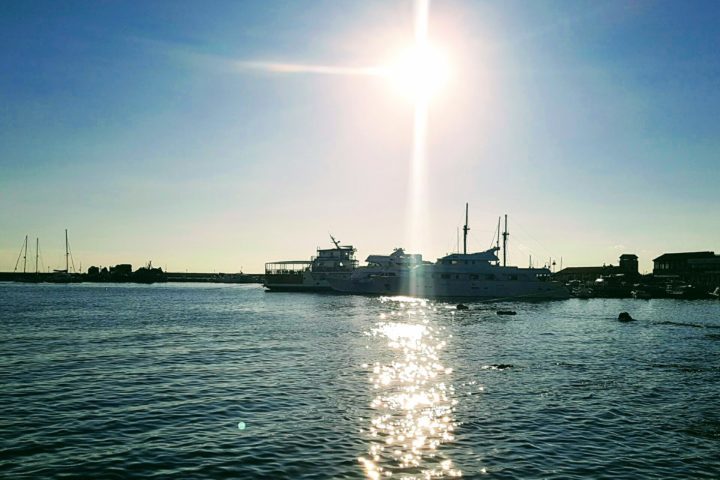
[1,283,719,479]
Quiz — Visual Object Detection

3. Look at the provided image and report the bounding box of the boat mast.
[463,203,469,254]
[65,229,69,273]
[23,235,28,274]
[496,217,501,265]
[502,214,509,267]
[35,238,39,274]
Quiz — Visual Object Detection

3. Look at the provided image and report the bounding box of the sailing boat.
[12,235,43,283]
[49,229,80,283]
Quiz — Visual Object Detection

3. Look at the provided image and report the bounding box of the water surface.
[1,283,719,478]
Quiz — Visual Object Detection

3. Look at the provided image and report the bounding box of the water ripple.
[1,285,719,478]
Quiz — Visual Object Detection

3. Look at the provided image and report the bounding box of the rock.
[456,304,469,310]
[618,312,634,322]
[490,364,514,370]
[497,310,517,316]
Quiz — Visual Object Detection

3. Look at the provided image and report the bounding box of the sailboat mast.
[502,214,509,267]
[495,217,501,265]
[462,203,469,254]
[65,229,69,273]
[23,235,28,274]
[35,238,39,274]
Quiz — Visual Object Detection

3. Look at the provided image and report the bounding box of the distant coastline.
[0,271,264,284]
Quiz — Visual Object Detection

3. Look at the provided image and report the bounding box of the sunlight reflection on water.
[359,297,461,479]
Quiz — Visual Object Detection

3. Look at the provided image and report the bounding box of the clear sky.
[1,0,719,274]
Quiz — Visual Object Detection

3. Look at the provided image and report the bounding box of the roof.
[619,254,638,259]
[555,266,614,274]
[652,251,715,262]
[440,247,500,262]
[265,260,312,265]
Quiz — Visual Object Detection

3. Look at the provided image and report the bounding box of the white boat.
[330,205,570,300]
[263,236,357,292]
[328,248,427,293]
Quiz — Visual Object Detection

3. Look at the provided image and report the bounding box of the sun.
[385,43,450,103]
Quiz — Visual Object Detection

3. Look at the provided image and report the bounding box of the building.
[653,251,720,288]
[652,251,714,276]
[553,254,639,283]
[110,264,132,275]
[619,254,638,274]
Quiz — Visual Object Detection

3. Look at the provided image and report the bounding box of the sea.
[1,282,719,479]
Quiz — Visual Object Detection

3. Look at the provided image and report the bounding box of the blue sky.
[1,0,719,273]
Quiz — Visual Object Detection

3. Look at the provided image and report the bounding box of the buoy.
[456,304,469,310]
[618,312,634,322]
[497,310,517,316]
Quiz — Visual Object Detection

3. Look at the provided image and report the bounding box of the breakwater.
[0,272,264,284]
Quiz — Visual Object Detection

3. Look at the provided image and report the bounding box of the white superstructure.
[329,248,426,293]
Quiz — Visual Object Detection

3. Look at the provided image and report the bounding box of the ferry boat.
[329,205,570,300]
[263,236,357,292]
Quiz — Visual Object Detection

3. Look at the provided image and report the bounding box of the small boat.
[574,287,594,298]
[632,290,652,300]
[668,284,714,300]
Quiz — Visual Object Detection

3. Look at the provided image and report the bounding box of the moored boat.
[328,248,426,294]
[264,236,357,292]
[330,205,570,300]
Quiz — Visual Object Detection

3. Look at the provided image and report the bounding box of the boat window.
[509,274,518,281]
[486,274,495,280]
[451,260,458,265]
[441,274,450,279]
[470,274,479,280]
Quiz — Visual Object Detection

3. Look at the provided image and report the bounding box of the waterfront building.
[653,251,720,288]
[553,254,639,283]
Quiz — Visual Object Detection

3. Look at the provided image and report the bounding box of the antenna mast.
[329,234,341,249]
[463,203,470,254]
[502,214,509,267]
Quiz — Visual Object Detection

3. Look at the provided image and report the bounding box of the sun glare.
[385,43,450,103]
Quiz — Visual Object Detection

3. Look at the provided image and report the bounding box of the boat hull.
[264,270,350,293]
[330,276,570,300]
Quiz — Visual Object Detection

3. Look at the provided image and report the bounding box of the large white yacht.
[329,206,570,300]
[264,236,357,292]
[329,248,427,294]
